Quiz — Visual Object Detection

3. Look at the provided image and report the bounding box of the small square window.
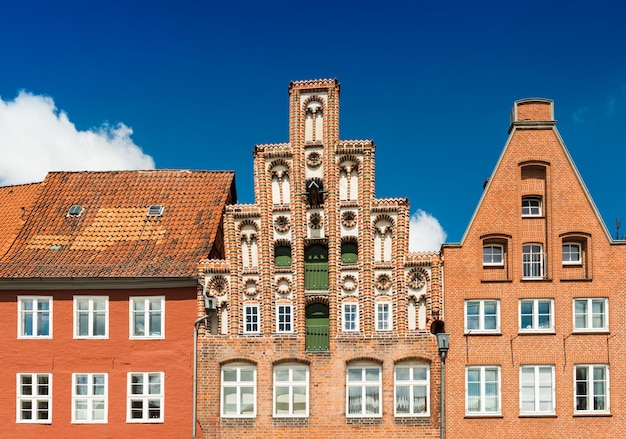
[483,245,503,266]
[465,300,500,333]
[244,305,259,333]
[522,196,542,217]
[130,297,164,339]
[519,299,554,332]
[574,298,608,332]
[562,243,582,265]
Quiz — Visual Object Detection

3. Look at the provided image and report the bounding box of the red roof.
[0,170,235,279]
[0,183,42,257]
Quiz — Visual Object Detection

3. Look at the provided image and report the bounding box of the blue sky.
[1,0,625,245]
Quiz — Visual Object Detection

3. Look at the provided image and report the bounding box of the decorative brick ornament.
[274,215,290,233]
[276,277,292,295]
[210,275,228,294]
[341,211,357,228]
[407,268,427,290]
[375,273,392,291]
[342,274,357,292]
[244,279,257,297]
[307,152,322,168]
[309,212,323,229]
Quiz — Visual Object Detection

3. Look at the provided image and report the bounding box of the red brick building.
[442,99,626,438]
[197,79,443,438]
[0,170,235,438]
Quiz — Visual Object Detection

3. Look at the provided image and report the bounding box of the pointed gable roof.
[0,170,236,282]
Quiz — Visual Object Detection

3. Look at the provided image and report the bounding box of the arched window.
[341,242,358,264]
[305,303,329,352]
[304,244,328,290]
[275,244,292,267]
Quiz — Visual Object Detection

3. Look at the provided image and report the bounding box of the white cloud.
[0,91,155,186]
[409,209,447,252]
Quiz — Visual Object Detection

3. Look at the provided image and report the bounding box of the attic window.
[147,205,164,217]
[67,205,84,217]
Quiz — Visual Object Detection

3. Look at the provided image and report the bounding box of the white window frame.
[129,296,164,339]
[18,296,52,339]
[244,304,259,333]
[342,302,359,332]
[562,242,582,265]
[221,364,256,418]
[375,301,392,331]
[273,364,309,417]
[466,366,501,415]
[519,365,555,415]
[16,373,52,423]
[574,364,609,414]
[519,299,554,332]
[482,244,504,266]
[127,372,164,423]
[276,304,292,333]
[522,196,542,217]
[394,363,430,417]
[573,298,608,332]
[74,296,109,339]
[72,373,108,423]
[522,244,544,279]
[464,300,500,333]
[346,363,382,417]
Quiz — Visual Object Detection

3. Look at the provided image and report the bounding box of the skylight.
[147,205,164,217]
[67,205,83,217]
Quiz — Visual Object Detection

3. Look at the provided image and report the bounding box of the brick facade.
[442,99,626,438]
[197,79,443,438]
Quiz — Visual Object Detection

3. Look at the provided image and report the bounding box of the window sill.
[573,412,611,417]
[480,279,512,283]
[572,330,610,335]
[521,278,552,282]
[464,332,502,336]
[560,277,592,282]
[464,414,503,419]
[519,414,557,418]
[518,330,555,335]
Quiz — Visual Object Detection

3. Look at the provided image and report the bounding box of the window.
[465,300,499,333]
[74,296,108,338]
[575,365,609,414]
[519,299,554,332]
[346,364,382,417]
[130,296,164,339]
[18,296,51,338]
[127,372,163,422]
[274,245,292,267]
[522,244,544,279]
[466,366,500,415]
[341,242,358,264]
[574,298,608,331]
[73,373,107,423]
[562,243,582,265]
[343,303,359,332]
[520,366,555,415]
[273,364,309,417]
[17,373,51,423]
[277,304,292,333]
[244,304,259,333]
[222,364,256,417]
[522,196,542,217]
[304,244,329,290]
[394,363,429,416]
[483,245,503,266]
[375,302,391,331]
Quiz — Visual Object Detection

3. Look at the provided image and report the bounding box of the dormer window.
[147,205,164,217]
[67,205,84,217]
[522,196,542,217]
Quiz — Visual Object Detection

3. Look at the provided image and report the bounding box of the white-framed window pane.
[522,196,542,216]
[273,364,309,417]
[376,302,391,331]
[465,300,499,333]
[130,297,164,339]
[277,305,292,332]
[74,297,108,338]
[346,365,381,417]
[221,364,256,417]
[522,244,544,278]
[394,364,429,417]
[17,373,52,423]
[466,366,500,415]
[18,297,52,338]
[244,305,259,333]
[562,243,581,264]
[575,365,609,413]
[483,245,503,266]
[343,303,359,331]
[127,372,164,422]
[574,298,608,331]
[72,373,108,423]
[520,366,554,414]
[520,299,553,331]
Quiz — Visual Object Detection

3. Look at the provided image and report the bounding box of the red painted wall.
[0,286,197,438]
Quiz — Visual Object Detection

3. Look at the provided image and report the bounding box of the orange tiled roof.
[0,183,43,257]
[0,170,236,279]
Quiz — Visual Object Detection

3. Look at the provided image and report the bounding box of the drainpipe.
[193,314,210,439]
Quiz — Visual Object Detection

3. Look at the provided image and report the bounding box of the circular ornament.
[309,212,323,229]
[274,216,290,233]
[307,152,322,168]
[375,274,392,291]
[342,275,357,292]
[211,275,228,294]
[341,211,357,228]
[407,269,426,290]
[276,277,292,295]
[244,279,257,296]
